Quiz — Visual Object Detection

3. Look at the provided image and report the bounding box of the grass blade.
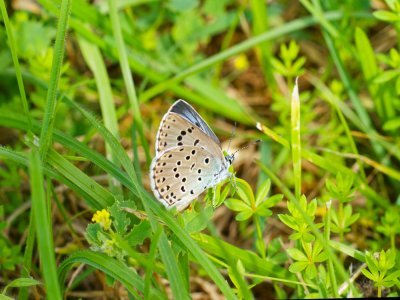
[107,0,151,166]
[78,37,121,171]
[57,250,165,299]
[0,0,31,134]
[291,79,301,199]
[29,149,62,300]
[39,0,72,160]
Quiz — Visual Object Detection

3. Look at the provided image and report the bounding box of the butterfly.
[149,100,234,211]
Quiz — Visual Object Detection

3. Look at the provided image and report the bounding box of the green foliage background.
[0,0,400,298]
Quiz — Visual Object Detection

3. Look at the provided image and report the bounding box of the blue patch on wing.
[170,99,220,146]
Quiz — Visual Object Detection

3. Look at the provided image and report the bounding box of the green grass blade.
[144,227,163,298]
[300,0,339,38]
[291,79,301,199]
[0,147,108,210]
[18,206,36,300]
[329,241,365,262]
[322,30,385,160]
[322,30,372,129]
[45,148,114,209]
[192,233,293,281]
[250,0,275,89]
[307,74,367,180]
[39,0,72,160]
[0,0,31,134]
[158,234,191,299]
[107,0,151,166]
[78,37,121,171]
[29,149,62,300]
[57,250,165,299]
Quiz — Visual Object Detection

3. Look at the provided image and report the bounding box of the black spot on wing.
[170,100,220,145]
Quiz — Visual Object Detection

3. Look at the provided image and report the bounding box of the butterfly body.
[150,100,232,210]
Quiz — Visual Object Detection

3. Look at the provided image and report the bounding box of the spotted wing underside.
[150,146,223,210]
[155,108,221,156]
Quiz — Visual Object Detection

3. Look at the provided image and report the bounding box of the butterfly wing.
[150,145,229,210]
[170,100,220,145]
[155,100,221,155]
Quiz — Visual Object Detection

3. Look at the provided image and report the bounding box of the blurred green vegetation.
[0,0,400,298]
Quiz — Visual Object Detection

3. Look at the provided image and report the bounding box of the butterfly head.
[224,153,235,165]
[224,139,261,166]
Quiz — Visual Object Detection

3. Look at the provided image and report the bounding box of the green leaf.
[225,198,251,212]
[312,241,323,257]
[5,277,41,289]
[373,10,400,22]
[307,199,317,216]
[263,194,283,209]
[383,118,400,131]
[109,201,130,235]
[384,270,400,282]
[125,221,152,246]
[3,277,41,295]
[302,242,312,258]
[302,233,315,243]
[305,264,317,279]
[289,261,308,273]
[361,269,376,281]
[278,214,298,231]
[346,213,360,227]
[85,223,102,246]
[289,232,302,241]
[255,179,271,206]
[287,248,307,261]
[379,249,387,270]
[314,251,329,263]
[365,252,379,275]
[256,205,273,217]
[185,206,213,233]
[374,69,400,84]
[14,20,56,58]
[235,179,255,206]
[236,211,253,221]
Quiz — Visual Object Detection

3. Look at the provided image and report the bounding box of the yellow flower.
[92,209,111,231]
[233,54,249,71]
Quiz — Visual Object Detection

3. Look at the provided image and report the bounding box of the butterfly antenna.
[227,122,237,153]
[232,139,261,157]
